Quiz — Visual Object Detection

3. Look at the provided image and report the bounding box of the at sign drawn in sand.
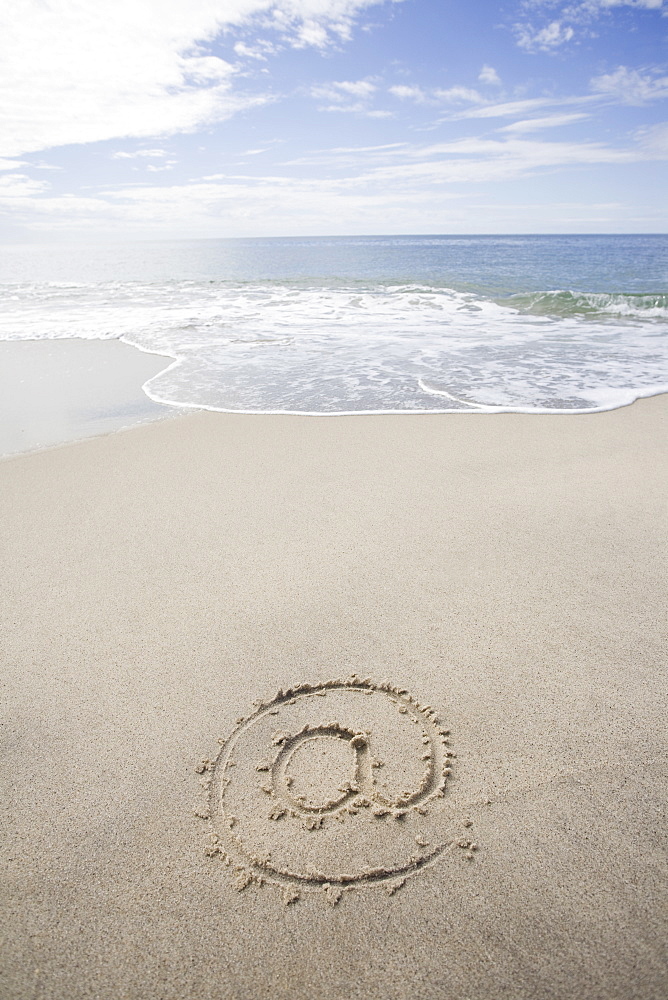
[196,677,478,905]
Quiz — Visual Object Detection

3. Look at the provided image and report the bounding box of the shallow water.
[1,234,666,415]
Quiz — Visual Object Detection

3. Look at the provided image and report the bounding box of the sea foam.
[0,278,666,414]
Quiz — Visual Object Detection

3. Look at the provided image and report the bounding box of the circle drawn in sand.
[198,677,475,904]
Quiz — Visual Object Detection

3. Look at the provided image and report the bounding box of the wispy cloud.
[590,65,668,104]
[2,124,665,235]
[279,128,656,172]
[233,39,276,61]
[447,94,599,120]
[389,84,429,102]
[257,131,660,183]
[585,1,664,9]
[434,86,486,104]
[353,136,640,185]
[635,122,668,154]
[527,0,665,15]
[313,79,378,100]
[499,112,591,131]
[453,65,668,125]
[112,149,169,160]
[0,158,27,172]
[389,83,485,104]
[311,77,388,114]
[0,173,50,201]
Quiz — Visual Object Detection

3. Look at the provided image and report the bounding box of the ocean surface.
[1,234,667,415]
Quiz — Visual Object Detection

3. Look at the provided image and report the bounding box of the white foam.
[0,280,666,415]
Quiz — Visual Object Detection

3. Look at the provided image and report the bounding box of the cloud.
[0,0,398,158]
[2,126,664,236]
[478,65,502,86]
[516,20,575,51]
[367,136,639,178]
[514,0,666,52]
[389,84,428,102]
[112,149,169,160]
[389,84,485,105]
[279,141,408,166]
[277,125,642,177]
[499,112,590,131]
[595,1,664,7]
[434,86,486,104]
[520,0,665,18]
[554,0,664,13]
[0,173,50,202]
[635,122,668,154]
[590,65,668,104]
[448,94,598,120]
[233,40,276,60]
[606,0,664,8]
[311,77,381,113]
[0,158,27,172]
[323,79,378,99]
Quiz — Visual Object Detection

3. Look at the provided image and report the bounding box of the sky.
[0,0,666,238]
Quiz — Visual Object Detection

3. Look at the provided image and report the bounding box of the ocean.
[1,234,667,417]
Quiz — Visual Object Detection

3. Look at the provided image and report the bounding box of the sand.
[1,398,667,1000]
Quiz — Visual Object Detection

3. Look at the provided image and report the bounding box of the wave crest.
[506,290,668,321]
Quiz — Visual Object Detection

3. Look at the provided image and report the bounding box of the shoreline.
[3,335,668,462]
[2,398,667,999]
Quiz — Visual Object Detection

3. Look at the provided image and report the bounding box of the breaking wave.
[506,290,668,321]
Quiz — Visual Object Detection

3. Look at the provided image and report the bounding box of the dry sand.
[1,399,667,1000]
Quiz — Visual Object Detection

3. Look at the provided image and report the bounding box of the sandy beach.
[1,398,667,1000]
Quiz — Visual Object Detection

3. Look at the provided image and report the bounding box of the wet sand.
[1,399,667,999]
[0,339,178,457]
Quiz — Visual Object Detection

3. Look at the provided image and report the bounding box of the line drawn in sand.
[196,676,478,905]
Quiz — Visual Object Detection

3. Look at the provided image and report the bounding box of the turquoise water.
[1,234,666,414]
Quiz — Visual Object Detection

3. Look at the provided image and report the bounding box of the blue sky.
[0,0,666,238]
